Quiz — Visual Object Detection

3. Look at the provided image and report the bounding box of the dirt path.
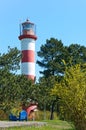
[0,121,46,128]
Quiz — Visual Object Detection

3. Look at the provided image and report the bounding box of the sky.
[0,0,86,81]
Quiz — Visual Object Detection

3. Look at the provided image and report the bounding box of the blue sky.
[0,0,86,81]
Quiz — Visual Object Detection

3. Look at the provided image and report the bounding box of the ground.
[0,121,46,128]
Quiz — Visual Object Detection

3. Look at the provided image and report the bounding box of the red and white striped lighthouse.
[18,19,37,82]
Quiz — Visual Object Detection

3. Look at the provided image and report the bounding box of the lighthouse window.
[23,24,34,30]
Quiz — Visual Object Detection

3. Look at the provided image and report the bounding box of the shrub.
[0,110,8,120]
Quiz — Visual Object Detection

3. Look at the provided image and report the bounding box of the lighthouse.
[18,19,37,82]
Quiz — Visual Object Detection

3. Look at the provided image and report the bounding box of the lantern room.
[19,19,37,40]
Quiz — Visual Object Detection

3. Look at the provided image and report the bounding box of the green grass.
[1,120,75,130]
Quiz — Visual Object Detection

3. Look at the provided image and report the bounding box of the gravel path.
[0,121,46,128]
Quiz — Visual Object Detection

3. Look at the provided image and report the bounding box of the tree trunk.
[50,101,55,120]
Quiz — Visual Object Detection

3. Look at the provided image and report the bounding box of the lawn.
[1,120,75,130]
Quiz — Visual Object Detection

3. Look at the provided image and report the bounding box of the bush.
[34,110,58,121]
[0,110,8,120]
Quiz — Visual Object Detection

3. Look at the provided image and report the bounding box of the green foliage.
[37,38,65,77]
[52,64,86,130]
[0,47,21,72]
[67,44,86,65]
[37,38,86,78]
[0,110,8,120]
[0,47,21,114]
[0,70,19,113]
[32,110,58,120]
[0,73,34,114]
[37,37,86,122]
[36,76,59,120]
[0,47,34,115]
[15,75,33,104]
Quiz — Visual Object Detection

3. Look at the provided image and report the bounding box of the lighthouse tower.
[18,19,37,82]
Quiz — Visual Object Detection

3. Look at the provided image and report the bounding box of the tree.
[51,64,86,130]
[37,38,86,78]
[0,72,34,114]
[0,46,21,72]
[66,44,86,66]
[37,38,66,77]
[37,38,67,119]
[0,47,21,113]
[0,46,40,116]
[16,75,34,105]
[35,76,59,120]
[0,69,19,113]
[37,38,86,120]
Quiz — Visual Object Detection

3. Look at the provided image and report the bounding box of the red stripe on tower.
[18,19,37,82]
[22,50,35,62]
